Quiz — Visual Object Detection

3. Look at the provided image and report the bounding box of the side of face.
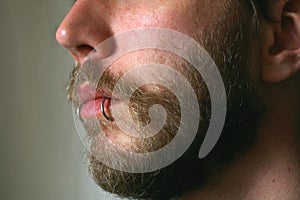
[56,0,258,199]
[56,0,300,199]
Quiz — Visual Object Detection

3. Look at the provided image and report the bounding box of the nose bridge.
[56,0,113,62]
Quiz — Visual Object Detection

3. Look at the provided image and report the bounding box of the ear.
[261,0,300,83]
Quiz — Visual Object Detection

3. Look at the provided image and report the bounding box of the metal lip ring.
[76,104,84,122]
[101,97,113,121]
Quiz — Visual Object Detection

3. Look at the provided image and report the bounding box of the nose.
[56,0,113,64]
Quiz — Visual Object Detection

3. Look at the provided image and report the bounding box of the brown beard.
[67,0,264,199]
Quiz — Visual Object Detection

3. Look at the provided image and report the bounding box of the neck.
[182,88,300,200]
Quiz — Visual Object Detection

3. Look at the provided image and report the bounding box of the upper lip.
[77,81,112,103]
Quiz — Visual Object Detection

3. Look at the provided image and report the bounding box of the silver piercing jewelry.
[101,97,113,121]
[76,104,84,122]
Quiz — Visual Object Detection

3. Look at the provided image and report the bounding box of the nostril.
[76,45,96,57]
[73,45,96,61]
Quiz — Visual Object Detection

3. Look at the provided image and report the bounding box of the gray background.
[0,0,121,199]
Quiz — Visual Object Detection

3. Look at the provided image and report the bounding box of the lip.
[78,97,111,121]
[76,81,116,121]
[78,81,112,102]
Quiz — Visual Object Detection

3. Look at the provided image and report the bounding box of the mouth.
[76,81,117,121]
[77,97,113,121]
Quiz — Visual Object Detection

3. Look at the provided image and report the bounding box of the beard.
[67,0,264,199]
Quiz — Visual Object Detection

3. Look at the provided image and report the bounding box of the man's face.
[57,0,264,199]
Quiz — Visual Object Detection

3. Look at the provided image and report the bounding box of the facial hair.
[67,0,264,199]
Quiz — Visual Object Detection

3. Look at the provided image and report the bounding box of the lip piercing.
[76,104,84,122]
[101,97,113,121]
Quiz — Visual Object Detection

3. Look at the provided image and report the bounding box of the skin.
[56,0,229,64]
[56,0,300,199]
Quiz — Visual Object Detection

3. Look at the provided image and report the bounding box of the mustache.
[66,63,80,102]
[68,59,186,153]
[66,60,124,103]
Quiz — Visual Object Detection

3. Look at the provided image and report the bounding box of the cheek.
[109,1,212,37]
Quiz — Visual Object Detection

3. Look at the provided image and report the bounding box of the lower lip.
[78,98,111,121]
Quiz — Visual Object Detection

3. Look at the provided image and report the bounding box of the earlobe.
[261,0,300,83]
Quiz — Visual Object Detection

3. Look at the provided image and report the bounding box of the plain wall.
[0,0,121,199]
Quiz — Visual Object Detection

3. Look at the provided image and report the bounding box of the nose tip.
[56,18,96,63]
[55,1,113,64]
[55,27,68,48]
[56,20,96,63]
